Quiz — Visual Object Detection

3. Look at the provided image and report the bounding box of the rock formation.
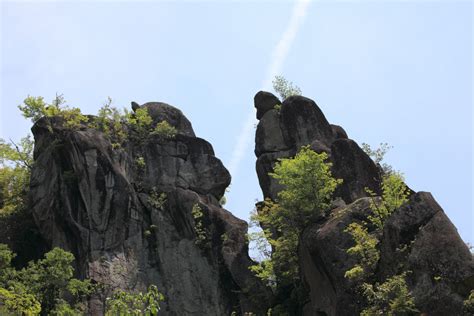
[254,91,474,315]
[22,91,473,316]
[29,102,271,315]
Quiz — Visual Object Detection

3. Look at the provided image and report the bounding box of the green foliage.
[105,285,164,316]
[0,136,33,215]
[273,104,281,112]
[360,273,418,316]
[361,142,393,175]
[344,223,379,281]
[366,173,410,230]
[0,245,96,315]
[270,146,342,228]
[345,170,415,314]
[91,98,127,148]
[148,189,167,210]
[272,76,302,100]
[152,121,177,139]
[126,107,153,138]
[191,204,209,249]
[0,287,41,315]
[136,156,146,170]
[464,290,474,314]
[250,146,341,286]
[18,95,88,129]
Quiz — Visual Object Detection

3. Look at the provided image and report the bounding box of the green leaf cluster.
[0,136,33,215]
[464,290,474,314]
[345,172,415,315]
[90,98,127,148]
[272,76,302,100]
[366,173,410,230]
[344,223,379,281]
[361,142,393,175]
[250,146,341,287]
[18,95,88,129]
[0,245,96,315]
[360,273,418,316]
[191,204,209,249]
[152,121,177,140]
[106,285,164,316]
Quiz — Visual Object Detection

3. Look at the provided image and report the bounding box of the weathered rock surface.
[29,103,271,315]
[255,92,381,203]
[254,91,474,315]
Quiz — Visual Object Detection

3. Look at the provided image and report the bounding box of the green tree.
[91,97,127,148]
[361,273,418,316]
[105,285,164,316]
[250,146,342,286]
[272,76,302,100]
[18,95,88,129]
[361,142,393,175]
[366,173,410,230]
[0,245,95,315]
[345,171,415,315]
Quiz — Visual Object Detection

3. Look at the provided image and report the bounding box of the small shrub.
[272,76,302,100]
[152,121,177,139]
[464,290,474,314]
[344,222,379,280]
[360,273,418,316]
[148,189,166,210]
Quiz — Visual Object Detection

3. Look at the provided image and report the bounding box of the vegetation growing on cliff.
[106,285,164,316]
[344,168,417,315]
[0,245,94,315]
[272,75,302,100]
[0,244,165,316]
[249,146,342,310]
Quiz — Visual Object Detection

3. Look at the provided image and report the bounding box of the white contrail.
[227,0,312,178]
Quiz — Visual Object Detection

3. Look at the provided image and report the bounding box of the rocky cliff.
[24,92,473,316]
[254,91,474,315]
[29,102,271,315]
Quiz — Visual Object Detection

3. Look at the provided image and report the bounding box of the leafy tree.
[345,171,415,315]
[344,223,379,281]
[125,107,153,138]
[105,285,164,316]
[366,173,410,230]
[192,204,209,249]
[0,245,95,315]
[272,76,302,100]
[0,136,33,214]
[360,273,418,316]
[270,146,342,227]
[91,97,127,148]
[361,142,393,175]
[18,95,88,129]
[0,287,41,315]
[250,146,341,286]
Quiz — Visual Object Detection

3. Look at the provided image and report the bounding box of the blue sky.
[1,1,472,245]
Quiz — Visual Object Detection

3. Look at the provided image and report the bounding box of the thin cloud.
[227,0,311,179]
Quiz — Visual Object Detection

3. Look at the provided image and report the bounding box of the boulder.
[254,91,281,120]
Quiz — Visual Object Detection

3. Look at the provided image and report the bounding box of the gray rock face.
[30,103,271,315]
[254,91,474,315]
[300,193,474,316]
[254,92,381,203]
